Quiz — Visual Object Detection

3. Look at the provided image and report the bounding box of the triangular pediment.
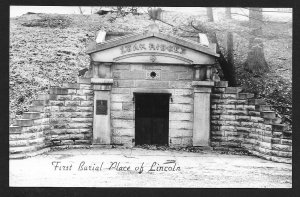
[87,32,219,65]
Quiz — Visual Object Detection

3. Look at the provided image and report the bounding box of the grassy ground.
[9,9,292,125]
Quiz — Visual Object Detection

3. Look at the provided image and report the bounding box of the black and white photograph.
[9,6,292,188]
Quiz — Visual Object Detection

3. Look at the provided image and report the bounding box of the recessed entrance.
[135,93,170,146]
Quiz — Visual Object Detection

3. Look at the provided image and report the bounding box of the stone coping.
[192,81,215,87]
[91,78,114,84]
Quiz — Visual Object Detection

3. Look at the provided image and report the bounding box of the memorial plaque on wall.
[96,100,107,115]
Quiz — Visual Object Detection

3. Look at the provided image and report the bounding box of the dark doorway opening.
[135,93,170,146]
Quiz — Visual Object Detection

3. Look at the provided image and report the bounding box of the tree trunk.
[206,8,214,22]
[210,32,237,86]
[225,8,231,19]
[244,8,269,74]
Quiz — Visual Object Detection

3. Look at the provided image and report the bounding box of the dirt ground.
[9,148,292,188]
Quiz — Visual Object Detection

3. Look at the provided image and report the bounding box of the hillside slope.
[9,10,292,125]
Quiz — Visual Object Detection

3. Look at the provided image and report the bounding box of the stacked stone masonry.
[9,79,94,159]
[9,77,292,164]
[210,81,292,164]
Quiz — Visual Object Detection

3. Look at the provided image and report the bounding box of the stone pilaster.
[91,78,113,145]
[192,81,214,146]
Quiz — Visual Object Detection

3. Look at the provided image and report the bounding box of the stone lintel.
[192,81,214,87]
[91,78,114,84]
[194,87,212,93]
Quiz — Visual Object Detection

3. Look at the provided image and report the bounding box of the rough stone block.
[169,121,193,130]
[49,100,64,106]
[236,100,248,105]
[272,144,292,151]
[220,125,236,131]
[111,88,131,94]
[111,136,122,145]
[248,99,266,105]
[50,88,68,95]
[121,70,146,80]
[65,101,81,107]
[248,111,261,116]
[114,80,134,88]
[270,156,292,164]
[213,87,226,93]
[80,101,93,107]
[68,122,92,129]
[69,134,85,140]
[240,121,253,127]
[169,81,192,89]
[225,87,242,94]
[111,94,132,102]
[236,116,251,121]
[172,95,193,104]
[112,119,134,128]
[111,102,123,111]
[32,100,49,106]
[75,140,91,145]
[261,111,276,119]
[61,140,74,145]
[113,64,130,70]
[211,130,224,136]
[177,72,193,80]
[214,81,228,87]
[211,94,222,99]
[68,89,77,95]
[170,137,181,146]
[227,110,247,116]
[57,95,72,101]
[169,104,192,112]
[216,104,235,110]
[62,83,80,89]
[225,121,240,126]
[222,94,237,99]
[77,106,93,112]
[111,111,134,120]
[112,128,134,137]
[71,118,93,123]
[181,137,192,146]
[255,105,272,111]
[258,141,272,149]
[22,112,41,119]
[219,115,235,121]
[225,131,239,136]
[38,94,57,100]
[174,89,193,96]
[77,78,91,84]
[169,112,192,121]
[76,89,93,95]
[122,102,134,111]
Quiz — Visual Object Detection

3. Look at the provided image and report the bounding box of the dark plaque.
[96,100,107,115]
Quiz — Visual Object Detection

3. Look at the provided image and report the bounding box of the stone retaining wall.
[9,77,292,163]
[210,81,292,163]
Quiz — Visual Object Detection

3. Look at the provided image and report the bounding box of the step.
[261,111,276,119]
[15,119,34,127]
[248,99,266,105]
[62,83,80,89]
[225,87,242,94]
[22,112,41,119]
[272,124,287,132]
[237,93,255,99]
[255,105,272,112]
[37,94,57,100]
[214,81,228,88]
[9,126,23,134]
[50,87,69,95]
[9,147,51,159]
[32,100,50,106]
[29,105,45,112]
[77,77,91,84]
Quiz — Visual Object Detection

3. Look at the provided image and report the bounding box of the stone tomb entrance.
[135,93,170,145]
[85,27,220,148]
